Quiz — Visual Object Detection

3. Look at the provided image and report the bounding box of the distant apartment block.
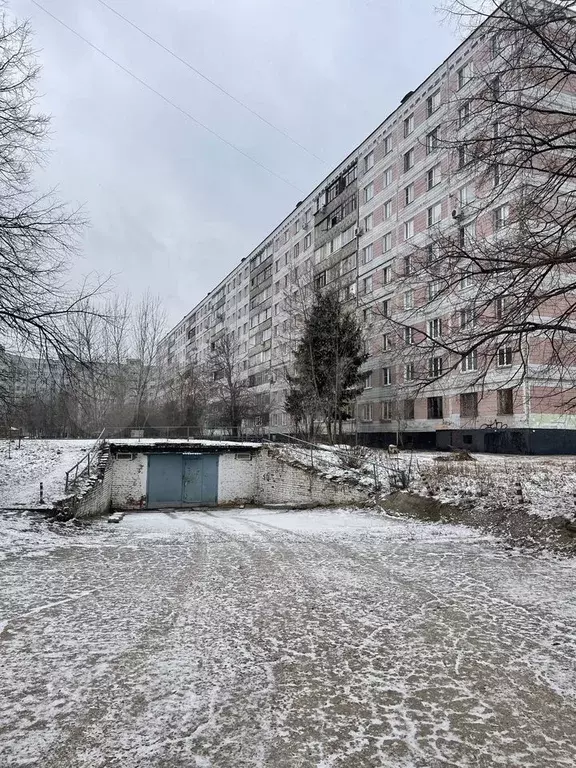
[158,16,576,453]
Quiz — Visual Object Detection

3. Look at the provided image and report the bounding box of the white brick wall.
[72,457,113,518]
[217,452,258,504]
[256,449,370,506]
[111,453,147,509]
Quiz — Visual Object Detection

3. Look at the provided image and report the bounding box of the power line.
[30,0,305,194]
[94,0,327,166]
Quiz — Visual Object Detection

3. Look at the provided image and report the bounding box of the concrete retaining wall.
[256,448,371,506]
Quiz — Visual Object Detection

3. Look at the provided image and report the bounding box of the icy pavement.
[1,508,575,767]
[0,439,94,508]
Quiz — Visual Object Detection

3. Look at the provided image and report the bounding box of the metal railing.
[64,428,106,493]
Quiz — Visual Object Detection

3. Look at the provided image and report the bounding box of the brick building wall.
[157,12,576,451]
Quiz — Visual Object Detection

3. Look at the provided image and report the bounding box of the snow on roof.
[106,438,262,449]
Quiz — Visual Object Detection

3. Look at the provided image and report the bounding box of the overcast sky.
[8,0,460,328]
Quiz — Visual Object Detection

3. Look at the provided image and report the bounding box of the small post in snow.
[39,482,44,505]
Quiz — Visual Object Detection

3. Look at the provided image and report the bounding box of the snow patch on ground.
[276,443,576,524]
[0,439,94,509]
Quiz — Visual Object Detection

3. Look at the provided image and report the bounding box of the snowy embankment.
[0,439,94,509]
[276,443,576,551]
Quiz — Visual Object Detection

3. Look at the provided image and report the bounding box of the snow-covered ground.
[0,439,94,509]
[276,443,576,522]
[1,507,575,767]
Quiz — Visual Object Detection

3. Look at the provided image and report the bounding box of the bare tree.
[208,332,253,436]
[391,0,576,409]
[0,12,105,412]
[130,292,166,427]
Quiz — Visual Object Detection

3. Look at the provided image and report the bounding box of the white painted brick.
[217,452,258,504]
[111,453,147,509]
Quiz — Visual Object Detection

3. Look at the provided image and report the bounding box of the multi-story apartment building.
[158,13,576,453]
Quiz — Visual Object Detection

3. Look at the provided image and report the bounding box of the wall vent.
[235,453,253,461]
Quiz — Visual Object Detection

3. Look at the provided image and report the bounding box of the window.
[384,167,393,186]
[364,151,374,172]
[294,219,300,233]
[382,366,392,386]
[364,182,374,203]
[361,244,374,264]
[382,333,392,351]
[342,225,356,245]
[363,307,371,323]
[364,213,373,231]
[460,392,479,417]
[459,307,475,328]
[284,230,290,244]
[360,403,373,421]
[404,254,412,275]
[461,351,478,372]
[382,299,390,317]
[383,232,392,252]
[304,233,312,250]
[404,326,414,345]
[404,149,415,172]
[404,219,414,240]
[315,271,327,289]
[427,203,442,227]
[383,264,392,284]
[294,242,300,258]
[383,135,393,155]
[459,101,471,127]
[405,183,414,206]
[459,185,474,207]
[362,275,373,294]
[494,204,510,230]
[384,199,393,219]
[497,388,514,415]
[458,146,468,169]
[429,356,443,378]
[490,33,501,59]
[404,290,414,309]
[404,114,414,137]
[429,280,442,300]
[405,362,415,381]
[497,346,513,367]
[365,371,373,389]
[427,396,444,419]
[403,399,415,420]
[426,127,439,154]
[427,90,441,117]
[457,62,473,89]
[381,400,393,420]
[460,270,473,289]
[427,164,441,190]
[495,296,508,319]
[491,76,500,100]
[459,222,475,251]
[428,318,442,339]
[493,162,502,187]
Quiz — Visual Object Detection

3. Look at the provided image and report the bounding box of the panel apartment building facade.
[158,16,576,453]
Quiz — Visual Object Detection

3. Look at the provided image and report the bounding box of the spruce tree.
[287,290,367,441]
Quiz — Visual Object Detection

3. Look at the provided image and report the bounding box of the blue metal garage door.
[147,454,219,507]
[183,455,218,506]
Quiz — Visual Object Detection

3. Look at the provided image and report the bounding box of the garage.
[147,453,219,507]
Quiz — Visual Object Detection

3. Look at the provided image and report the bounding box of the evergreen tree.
[287,290,368,441]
